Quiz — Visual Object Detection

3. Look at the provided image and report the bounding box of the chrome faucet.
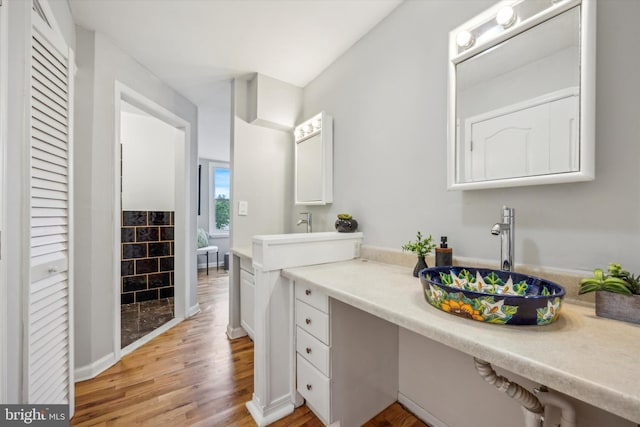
[296,212,312,233]
[491,206,515,271]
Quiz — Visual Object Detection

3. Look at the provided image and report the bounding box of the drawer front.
[296,326,330,376]
[240,270,255,339]
[297,354,330,423]
[295,284,329,313]
[296,300,330,345]
[239,256,253,274]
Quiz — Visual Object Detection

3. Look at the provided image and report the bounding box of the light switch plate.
[238,200,248,216]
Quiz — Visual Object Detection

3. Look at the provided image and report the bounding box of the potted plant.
[335,213,358,232]
[579,263,640,324]
[402,231,436,277]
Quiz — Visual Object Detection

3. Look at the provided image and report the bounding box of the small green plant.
[579,263,640,296]
[337,213,352,220]
[402,231,436,258]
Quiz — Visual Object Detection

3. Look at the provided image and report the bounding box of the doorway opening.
[114,83,191,356]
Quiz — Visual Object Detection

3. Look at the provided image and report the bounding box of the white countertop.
[231,246,252,259]
[281,258,640,424]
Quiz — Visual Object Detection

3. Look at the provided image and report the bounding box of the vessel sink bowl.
[419,266,565,325]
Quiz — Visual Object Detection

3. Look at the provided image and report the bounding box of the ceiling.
[69,0,403,106]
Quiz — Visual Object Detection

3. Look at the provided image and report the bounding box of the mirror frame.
[294,111,333,205]
[447,0,596,190]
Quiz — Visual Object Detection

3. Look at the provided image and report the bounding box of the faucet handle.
[501,206,514,218]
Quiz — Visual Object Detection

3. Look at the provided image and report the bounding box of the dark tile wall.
[121,210,175,304]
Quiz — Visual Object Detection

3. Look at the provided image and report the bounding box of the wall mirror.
[447,0,596,190]
[294,111,333,205]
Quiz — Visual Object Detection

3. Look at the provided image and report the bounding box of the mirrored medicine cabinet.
[447,0,596,190]
[294,111,333,205]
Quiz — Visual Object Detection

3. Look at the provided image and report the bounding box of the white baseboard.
[187,304,200,317]
[246,394,294,427]
[197,261,223,270]
[398,392,449,427]
[74,352,117,382]
[226,325,248,339]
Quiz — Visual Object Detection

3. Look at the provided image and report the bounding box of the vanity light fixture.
[294,112,323,142]
[456,30,475,49]
[496,6,517,28]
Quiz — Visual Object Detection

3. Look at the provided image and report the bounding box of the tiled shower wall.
[121,211,175,304]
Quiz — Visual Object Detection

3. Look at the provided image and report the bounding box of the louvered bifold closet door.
[26,23,72,405]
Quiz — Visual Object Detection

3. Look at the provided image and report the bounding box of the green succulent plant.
[579,263,640,296]
[337,213,352,220]
[401,231,436,258]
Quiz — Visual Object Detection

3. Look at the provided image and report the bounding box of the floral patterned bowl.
[419,266,565,325]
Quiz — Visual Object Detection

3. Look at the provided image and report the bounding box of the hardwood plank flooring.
[71,270,429,427]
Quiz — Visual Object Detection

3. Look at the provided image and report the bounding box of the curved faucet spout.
[491,206,515,271]
[297,212,312,233]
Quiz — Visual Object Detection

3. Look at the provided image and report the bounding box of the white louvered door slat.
[27,17,72,407]
[31,79,67,112]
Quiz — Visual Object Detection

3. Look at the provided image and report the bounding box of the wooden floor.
[71,270,429,427]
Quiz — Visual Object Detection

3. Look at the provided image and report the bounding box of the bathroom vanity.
[229,234,640,426]
[282,259,640,426]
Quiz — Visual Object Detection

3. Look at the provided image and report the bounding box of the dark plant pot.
[335,218,358,233]
[595,291,640,324]
[413,256,428,278]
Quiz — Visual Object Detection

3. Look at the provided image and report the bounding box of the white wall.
[300,1,640,425]
[301,0,640,275]
[198,81,231,162]
[74,26,198,373]
[121,109,178,211]
[230,77,294,249]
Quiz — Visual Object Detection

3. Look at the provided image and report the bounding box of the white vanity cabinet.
[239,256,255,340]
[294,283,398,426]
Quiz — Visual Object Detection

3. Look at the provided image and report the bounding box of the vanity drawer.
[296,326,330,376]
[296,300,330,345]
[297,354,330,423]
[239,256,253,274]
[295,284,329,313]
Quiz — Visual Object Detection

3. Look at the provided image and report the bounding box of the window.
[209,162,230,236]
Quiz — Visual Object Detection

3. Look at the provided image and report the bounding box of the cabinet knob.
[305,318,311,325]
[305,289,311,296]
[306,347,312,354]
[48,266,58,273]
[306,384,312,391]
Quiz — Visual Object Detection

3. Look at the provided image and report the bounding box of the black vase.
[413,256,428,277]
[335,218,358,232]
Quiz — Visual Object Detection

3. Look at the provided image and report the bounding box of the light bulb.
[456,31,475,49]
[496,6,517,28]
